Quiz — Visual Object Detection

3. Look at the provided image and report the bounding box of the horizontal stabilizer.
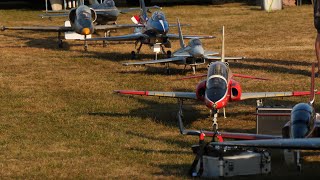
[173,51,191,57]
[205,56,244,60]
[204,50,219,56]
[167,34,215,40]
[123,57,183,66]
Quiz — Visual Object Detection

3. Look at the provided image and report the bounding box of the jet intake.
[229,80,242,101]
[90,8,97,22]
[196,80,206,101]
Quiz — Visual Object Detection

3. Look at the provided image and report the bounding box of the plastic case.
[256,106,292,135]
[196,151,271,178]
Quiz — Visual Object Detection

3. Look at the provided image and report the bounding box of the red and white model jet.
[115,27,320,130]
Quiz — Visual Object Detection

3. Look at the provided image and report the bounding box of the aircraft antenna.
[310,63,316,105]
[221,26,225,63]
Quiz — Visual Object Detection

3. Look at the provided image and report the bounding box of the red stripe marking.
[115,90,147,95]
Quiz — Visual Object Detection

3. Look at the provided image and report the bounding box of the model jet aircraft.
[1,4,142,50]
[179,64,320,170]
[122,24,243,74]
[114,38,320,131]
[41,0,161,25]
[86,0,214,59]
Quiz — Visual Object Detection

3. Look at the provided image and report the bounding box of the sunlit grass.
[0,3,319,178]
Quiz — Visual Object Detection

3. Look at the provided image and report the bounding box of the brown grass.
[0,3,319,178]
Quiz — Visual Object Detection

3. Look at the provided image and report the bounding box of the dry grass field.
[0,2,320,178]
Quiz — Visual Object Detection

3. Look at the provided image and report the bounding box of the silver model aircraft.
[1,4,142,50]
[41,0,161,26]
[122,23,243,74]
[86,0,214,59]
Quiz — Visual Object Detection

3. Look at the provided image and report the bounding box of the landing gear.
[211,109,218,131]
[131,40,143,59]
[58,39,63,48]
[165,63,170,74]
[58,31,63,48]
[131,51,136,59]
[84,35,88,51]
[103,30,111,47]
[167,50,172,58]
[191,65,196,75]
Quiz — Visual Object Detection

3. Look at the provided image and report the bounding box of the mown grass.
[0,3,319,178]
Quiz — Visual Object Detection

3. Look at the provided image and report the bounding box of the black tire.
[166,50,172,58]
[58,40,63,48]
[131,51,136,59]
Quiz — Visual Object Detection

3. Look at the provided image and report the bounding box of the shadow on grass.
[126,130,194,148]
[89,96,206,128]
[231,58,312,76]
[2,33,71,50]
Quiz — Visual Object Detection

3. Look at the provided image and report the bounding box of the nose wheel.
[84,35,88,51]
[211,110,218,131]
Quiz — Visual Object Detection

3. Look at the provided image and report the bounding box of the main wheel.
[131,51,136,59]
[58,40,63,48]
[166,50,172,58]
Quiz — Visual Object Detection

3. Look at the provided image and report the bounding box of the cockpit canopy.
[207,62,229,80]
[103,0,115,7]
[189,38,202,46]
[80,11,91,20]
[206,62,229,102]
[151,11,166,21]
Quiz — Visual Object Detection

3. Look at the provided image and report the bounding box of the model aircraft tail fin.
[177,18,185,48]
[78,0,85,5]
[221,26,225,63]
[310,63,316,105]
[139,0,148,20]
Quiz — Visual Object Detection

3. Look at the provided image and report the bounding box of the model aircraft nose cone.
[82,28,91,35]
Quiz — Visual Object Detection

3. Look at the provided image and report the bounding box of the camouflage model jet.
[86,0,214,59]
[41,0,161,26]
[1,4,142,50]
[122,23,243,74]
[114,40,320,131]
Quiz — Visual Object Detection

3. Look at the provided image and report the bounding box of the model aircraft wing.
[1,26,72,32]
[40,13,69,18]
[166,34,215,39]
[86,33,148,41]
[241,91,320,100]
[205,56,244,60]
[123,56,184,66]
[210,138,320,150]
[94,24,144,31]
[114,90,197,99]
